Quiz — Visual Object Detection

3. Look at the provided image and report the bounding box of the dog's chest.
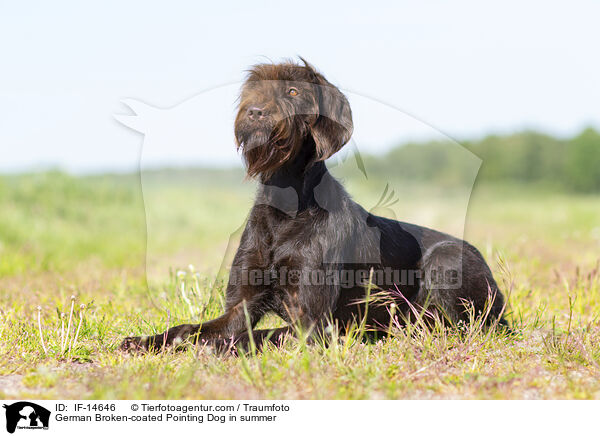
[249,205,328,270]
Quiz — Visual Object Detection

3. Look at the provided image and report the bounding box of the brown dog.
[120,59,507,353]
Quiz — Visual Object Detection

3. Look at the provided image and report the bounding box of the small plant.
[36,295,88,360]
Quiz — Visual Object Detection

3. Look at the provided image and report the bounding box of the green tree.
[565,128,600,192]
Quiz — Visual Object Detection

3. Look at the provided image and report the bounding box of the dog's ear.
[304,63,353,161]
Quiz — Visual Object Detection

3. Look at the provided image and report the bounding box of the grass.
[1,168,600,399]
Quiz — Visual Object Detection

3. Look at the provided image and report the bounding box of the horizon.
[1,125,595,176]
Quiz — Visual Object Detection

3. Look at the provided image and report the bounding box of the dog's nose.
[247,106,266,121]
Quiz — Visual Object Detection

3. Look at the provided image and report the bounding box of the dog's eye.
[287,87,299,97]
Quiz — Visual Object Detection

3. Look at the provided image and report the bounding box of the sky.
[1,1,599,173]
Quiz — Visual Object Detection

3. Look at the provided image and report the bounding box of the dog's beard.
[239,129,271,153]
[236,121,300,180]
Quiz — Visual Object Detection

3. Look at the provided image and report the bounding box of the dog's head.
[234,58,353,179]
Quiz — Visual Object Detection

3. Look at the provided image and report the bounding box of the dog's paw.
[119,335,150,353]
[196,337,238,356]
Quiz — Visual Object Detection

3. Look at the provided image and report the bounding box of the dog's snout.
[247,106,267,121]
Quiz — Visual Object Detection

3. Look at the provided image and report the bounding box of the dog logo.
[2,402,50,433]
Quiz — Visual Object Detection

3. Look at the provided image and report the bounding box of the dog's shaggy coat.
[121,59,507,352]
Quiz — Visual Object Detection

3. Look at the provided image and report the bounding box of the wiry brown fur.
[120,59,508,354]
[234,59,352,179]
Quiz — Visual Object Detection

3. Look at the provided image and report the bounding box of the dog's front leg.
[205,326,294,355]
[119,294,267,353]
[119,315,224,352]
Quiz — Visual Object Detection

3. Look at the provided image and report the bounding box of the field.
[1,167,599,399]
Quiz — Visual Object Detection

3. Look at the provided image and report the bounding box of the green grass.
[1,169,600,399]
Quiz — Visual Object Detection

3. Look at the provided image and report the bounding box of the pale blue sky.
[1,1,599,172]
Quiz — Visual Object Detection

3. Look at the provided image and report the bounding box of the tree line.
[354,128,600,192]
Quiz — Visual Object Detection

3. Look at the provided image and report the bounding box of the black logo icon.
[2,402,50,433]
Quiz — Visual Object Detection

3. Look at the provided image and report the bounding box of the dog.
[120,59,507,353]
